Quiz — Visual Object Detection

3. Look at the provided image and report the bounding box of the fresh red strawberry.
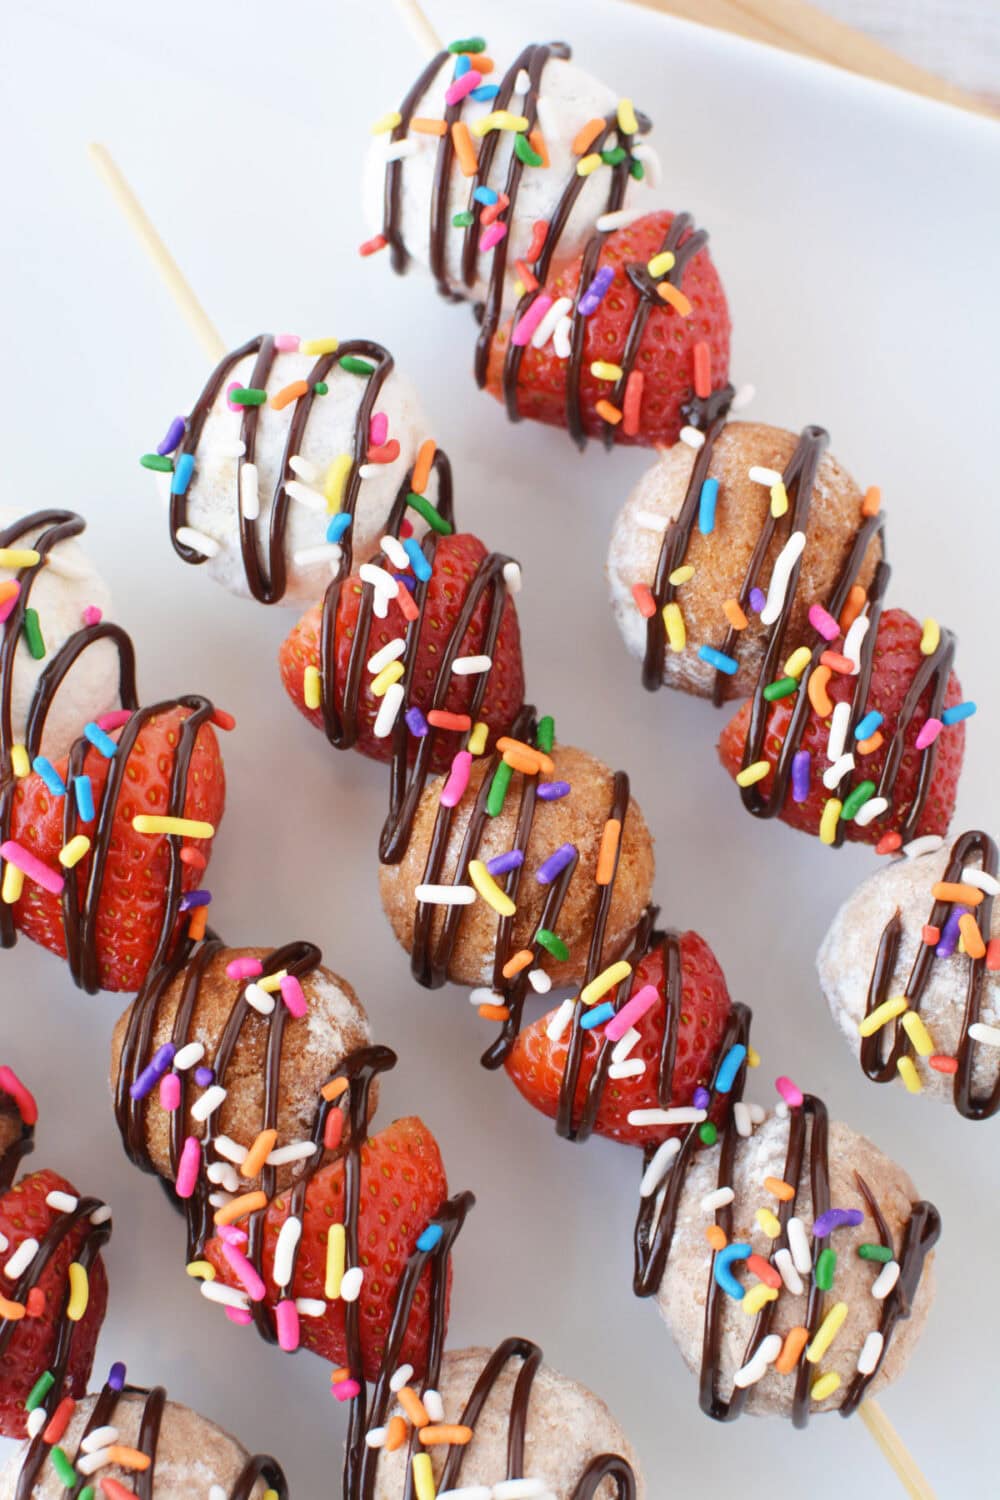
[718,608,965,844]
[505,932,732,1149]
[485,210,730,447]
[279,533,524,768]
[0,1168,109,1436]
[204,1117,450,1380]
[9,705,225,992]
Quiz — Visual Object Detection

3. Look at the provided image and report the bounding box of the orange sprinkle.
[100,1481,139,1500]
[631,582,656,619]
[451,121,478,177]
[269,379,309,411]
[723,599,748,631]
[987,937,1000,971]
[764,1175,795,1202]
[705,1225,727,1251]
[746,1253,781,1289]
[775,1326,810,1375]
[526,220,549,261]
[959,913,986,959]
[876,831,903,855]
[385,1415,408,1452]
[692,341,712,399]
[324,1108,344,1152]
[480,192,510,228]
[321,1077,349,1102]
[411,117,448,136]
[467,54,494,74]
[622,370,644,436]
[25,1288,45,1317]
[497,737,554,774]
[529,128,550,167]
[0,1295,25,1320]
[427,710,472,732]
[188,905,208,942]
[820,650,854,675]
[857,731,884,755]
[478,1003,510,1022]
[397,587,420,622]
[932,881,984,907]
[861,485,882,517]
[420,1424,474,1446]
[241,1128,279,1180]
[213,1191,267,1227]
[502,949,534,980]
[331,1366,350,1383]
[514,259,539,292]
[929,1054,959,1074]
[42,1397,75,1445]
[503,748,545,776]
[572,117,605,154]
[839,584,867,634]
[656,282,692,316]
[595,399,622,425]
[921,925,941,946]
[397,1386,430,1428]
[808,665,833,718]
[105,1448,151,1473]
[410,439,437,495]
[596,820,622,887]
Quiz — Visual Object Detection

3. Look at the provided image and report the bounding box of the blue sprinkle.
[698,477,719,536]
[714,1241,752,1299]
[813,1207,864,1239]
[108,1361,126,1392]
[698,645,739,676]
[32,757,67,798]
[170,452,195,496]
[470,83,499,101]
[854,710,884,741]
[453,53,471,77]
[74,775,95,822]
[129,1043,176,1101]
[157,416,186,456]
[536,781,570,801]
[714,1043,746,1094]
[581,1001,616,1031]
[693,1086,711,1110]
[473,187,499,205]
[405,706,429,738]
[83,722,118,758]
[416,1223,444,1252]
[486,849,524,877]
[942,701,976,726]
[403,538,432,582]
[536,843,577,885]
[749,587,766,613]
[326,513,352,544]
[179,890,212,911]
[194,1066,215,1088]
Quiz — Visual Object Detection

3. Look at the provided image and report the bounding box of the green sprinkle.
[49,1446,77,1487]
[698,1122,718,1146]
[842,779,877,821]
[514,134,543,167]
[815,1247,837,1291]
[79,1489,95,1500]
[339,356,375,377]
[630,159,645,181]
[139,453,174,472]
[763,676,799,702]
[858,1242,894,1263]
[535,715,555,754]
[313,381,329,395]
[535,928,569,962]
[406,491,453,535]
[487,760,513,818]
[448,35,486,53]
[452,210,475,228]
[23,607,45,661]
[229,387,267,406]
[25,1370,54,1412]
[601,146,627,166]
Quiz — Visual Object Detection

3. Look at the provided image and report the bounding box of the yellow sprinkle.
[186,1260,216,1280]
[647,251,676,278]
[770,482,789,517]
[132,815,215,838]
[325,1222,346,1299]
[412,1453,436,1500]
[662,601,686,653]
[513,279,526,298]
[784,646,813,679]
[668,565,694,586]
[736,761,769,789]
[300,337,340,356]
[811,1371,842,1402]
[747,1045,761,1068]
[958,932,967,955]
[858,994,908,1038]
[370,110,402,134]
[617,97,639,134]
[371,660,405,698]
[901,1011,935,1057]
[919,617,940,656]
[819,799,842,845]
[10,744,30,778]
[1,862,24,905]
[58,835,91,870]
[897,1055,923,1094]
[263,1492,279,1500]
[576,152,603,176]
[806,1301,848,1363]
[471,110,528,137]
[468,859,516,918]
[743,1283,779,1316]
[324,453,353,513]
[304,665,322,711]
[257,969,287,994]
[0,548,40,569]
[66,1262,89,1322]
[580,960,632,1007]
[468,721,488,756]
[755,1207,782,1239]
[591,360,623,382]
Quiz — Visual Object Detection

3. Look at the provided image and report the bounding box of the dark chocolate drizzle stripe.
[170,337,403,603]
[15,1379,288,1500]
[862,829,1000,1118]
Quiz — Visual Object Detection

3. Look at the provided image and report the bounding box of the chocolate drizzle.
[862,829,1000,1118]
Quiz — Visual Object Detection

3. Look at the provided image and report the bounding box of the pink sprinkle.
[97,710,132,732]
[175,1136,201,1199]
[218,1224,248,1247]
[369,411,388,447]
[275,1298,301,1352]
[226,381,244,413]
[775,1075,804,1108]
[0,1065,38,1126]
[225,1306,253,1325]
[440,750,472,808]
[332,1378,361,1402]
[605,984,659,1043]
[222,1240,267,1302]
[0,840,64,896]
[159,1073,181,1112]
[274,334,300,352]
[82,605,102,627]
[400,519,413,540]
[479,221,508,254]
[445,69,482,105]
[279,974,308,1019]
[915,717,943,751]
[0,582,21,624]
[808,604,840,641]
[226,957,264,981]
[511,294,554,348]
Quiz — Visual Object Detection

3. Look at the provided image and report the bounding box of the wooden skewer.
[391,0,442,59]
[859,1400,937,1499]
[87,142,227,363]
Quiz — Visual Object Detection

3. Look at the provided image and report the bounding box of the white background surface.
[1,1,998,1495]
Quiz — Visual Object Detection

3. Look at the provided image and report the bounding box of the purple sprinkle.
[129,1042,176,1101]
[578,265,615,316]
[486,849,524,877]
[393,573,416,593]
[791,750,811,803]
[405,706,429,737]
[536,843,577,886]
[936,905,968,959]
[749,587,766,614]
[194,1066,215,1088]
[179,889,212,911]
[156,415,186,456]
[537,781,571,801]
[693,1086,711,1110]
[812,1207,864,1239]
[108,1361,126,1391]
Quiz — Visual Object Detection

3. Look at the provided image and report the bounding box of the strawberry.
[204,1116,450,1380]
[9,705,225,992]
[279,533,524,768]
[505,932,732,1149]
[0,1168,109,1436]
[485,210,730,447]
[718,608,965,844]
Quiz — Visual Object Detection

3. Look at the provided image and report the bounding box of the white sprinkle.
[207,1162,241,1192]
[173,1042,206,1071]
[285,479,327,512]
[201,1280,250,1309]
[295,1297,326,1317]
[635,510,668,533]
[733,1332,782,1388]
[89,1204,112,1226]
[360,562,399,597]
[775,1099,790,1119]
[423,1388,445,1423]
[774,1248,804,1295]
[545,998,577,1044]
[245,982,275,1016]
[746,1102,766,1125]
[608,1059,645,1080]
[288,455,320,483]
[80,1426,119,1454]
[190,1085,227,1123]
[531,295,574,350]
[969,1022,1000,1047]
[700,1187,735,1214]
[340,1266,364,1302]
[390,1363,414,1393]
[210,1488,227,1500]
[383,137,419,161]
[826,701,852,764]
[25,1408,46,1439]
[503,561,523,593]
[857,1329,885,1375]
[872,1260,901,1301]
[266,1141,318,1167]
[365,1427,388,1449]
[470,987,504,1007]
[213,440,246,459]
[45,1191,78,1214]
[0,1232,7,1252]
[823,752,855,789]
[760,530,806,626]
[527,968,551,994]
[903,834,944,860]
[239,462,260,520]
[628,1106,706,1126]
[854,795,889,827]
[4,1238,39,1278]
[730,383,756,411]
[631,140,661,187]
[679,425,705,450]
[415,882,476,906]
[175,525,220,558]
[748,466,783,487]
[733,1102,752,1137]
[552,315,573,360]
[639,1137,681,1197]
[213,1135,248,1166]
[437,1489,491,1500]
[611,1027,641,1064]
[961,867,1000,896]
[452,654,492,676]
[373,681,405,738]
[787,1216,812,1275]
[495,1478,550,1498]
[368,637,406,674]
[843,613,869,672]
[293,542,343,569]
[358,462,383,480]
[76,1448,115,1477]
[595,208,644,233]
[380,535,409,570]
[273,1215,303,1289]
